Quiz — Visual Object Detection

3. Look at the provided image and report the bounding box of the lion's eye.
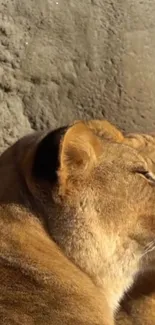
[136,170,155,183]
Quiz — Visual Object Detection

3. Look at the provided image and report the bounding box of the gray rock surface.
[0,0,155,153]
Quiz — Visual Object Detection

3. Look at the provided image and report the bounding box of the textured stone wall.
[0,0,155,153]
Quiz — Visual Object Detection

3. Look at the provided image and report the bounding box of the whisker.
[141,240,155,258]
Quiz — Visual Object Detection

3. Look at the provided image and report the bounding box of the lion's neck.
[69,244,138,312]
[95,262,138,311]
[31,191,140,313]
[48,212,140,313]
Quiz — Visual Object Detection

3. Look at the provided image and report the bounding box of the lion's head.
[13,120,155,311]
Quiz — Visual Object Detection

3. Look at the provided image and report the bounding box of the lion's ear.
[59,122,102,179]
[32,122,102,183]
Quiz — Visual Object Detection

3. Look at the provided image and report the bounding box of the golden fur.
[0,119,155,324]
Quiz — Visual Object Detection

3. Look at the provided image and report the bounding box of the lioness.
[0,120,155,324]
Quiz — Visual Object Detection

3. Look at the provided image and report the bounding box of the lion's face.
[90,139,155,254]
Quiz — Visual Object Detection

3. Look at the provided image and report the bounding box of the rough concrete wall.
[0,0,155,153]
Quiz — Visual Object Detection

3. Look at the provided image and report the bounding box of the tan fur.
[0,120,155,324]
